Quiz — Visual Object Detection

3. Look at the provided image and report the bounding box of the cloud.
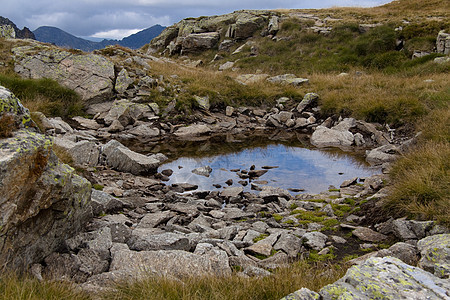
[91,29,143,40]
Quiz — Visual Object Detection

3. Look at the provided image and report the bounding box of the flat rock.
[311,126,354,148]
[220,187,244,198]
[174,124,211,138]
[352,227,387,242]
[127,230,191,251]
[418,234,450,279]
[301,232,328,251]
[320,257,450,300]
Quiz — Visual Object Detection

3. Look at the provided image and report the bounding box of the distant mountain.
[0,16,35,39]
[33,25,165,52]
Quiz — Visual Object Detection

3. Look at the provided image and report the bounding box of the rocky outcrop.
[437,31,450,55]
[0,25,15,39]
[0,16,35,39]
[150,11,275,55]
[12,42,115,103]
[0,86,92,271]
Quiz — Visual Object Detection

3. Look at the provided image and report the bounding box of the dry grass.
[101,262,348,300]
[0,273,90,300]
[0,114,15,138]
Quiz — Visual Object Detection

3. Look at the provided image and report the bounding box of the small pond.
[146,133,381,194]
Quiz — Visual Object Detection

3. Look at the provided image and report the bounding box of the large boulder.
[101,140,160,175]
[181,32,220,54]
[12,43,115,103]
[437,31,450,55]
[418,234,450,279]
[0,87,92,271]
[310,125,354,148]
[320,257,450,299]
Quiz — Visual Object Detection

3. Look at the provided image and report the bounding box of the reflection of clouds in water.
[160,144,379,194]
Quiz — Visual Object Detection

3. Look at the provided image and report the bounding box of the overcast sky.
[3,0,392,40]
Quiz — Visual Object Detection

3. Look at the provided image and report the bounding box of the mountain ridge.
[33,24,165,51]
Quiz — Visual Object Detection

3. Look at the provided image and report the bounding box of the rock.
[181,32,220,54]
[115,68,133,94]
[281,288,320,300]
[72,116,102,130]
[192,166,212,177]
[174,124,211,138]
[267,74,309,86]
[340,177,358,188]
[47,117,73,134]
[225,106,234,116]
[243,266,272,277]
[0,127,92,271]
[222,208,254,220]
[220,187,244,198]
[127,124,160,139]
[436,31,450,54]
[91,189,125,215]
[235,74,269,85]
[418,234,450,279]
[101,140,160,175]
[234,15,266,39]
[248,169,268,178]
[366,144,399,165]
[259,186,291,201]
[194,95,210,111]
[136,211,175,229]
[273,233,302,258]
[267,16,279,35]
[376,242,419,266]
[127,230,191,251]
[105,248,231,281]
[352,227,387,242]
[301,232,328,251]
[219,61,235,71]
[103,99,154,126]
[66,140,100,167]
[245,232,280,257]
[296,93,319,113]
[13,43,114,103]
[0,24,15,38]
[320,257,450,300]
[311,126,354,148]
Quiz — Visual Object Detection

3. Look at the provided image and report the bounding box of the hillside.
[33,24,165,51]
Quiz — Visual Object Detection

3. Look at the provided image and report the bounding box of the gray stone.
[13,44,114,102]
[127,124,160,139]
[296,93,319,113]
[376,242,419,266]
[418,234,450,279]
[311,126,354,148]
[301,232,328,251]
[352,227,387,242]
[221,187,244,198]
[267,74,309,86]
[72,116,102,130]
[115,68,133,94]
[174,124,211,138]
[101,140,160,175]
[259,186,291,201]
[194,95,210,110]
[219,61,235,71]
[192,166,212,177]
[91,189,125,215]
[273,233,302,257]
[245,232,280,257]
[127,230,191,251]
[436,31,450,54]
[320,257,450,300]
[281,288,320,300]
[69,140,100,167]
[136,211,175,229]
[366,144,399,165]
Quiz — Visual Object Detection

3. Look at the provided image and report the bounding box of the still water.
[158,139,380,194]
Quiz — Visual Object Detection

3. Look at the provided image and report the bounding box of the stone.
[242,266,271,277]
[192,166,213,177]
[0,25,15,39]
[0,127,92,271]
[225,106,234,116]
[267,74,309,86]
[72,116,102,130]
[91,189,125,215]
[136,211,175,229]
[259,186,291,201]
[301,232,328,251]
[320,257,450,300]
[127,124,160,139]
[69,140,100,167]
[311,126,354,148]
[107,248,231,280]
[418,234,450,279]
[101,140,160,175]
[174,124,211,138]
[194,95,210,110]
[376,242,419,266]
[13,44,115,103]
[436,31,450,54]
[127,230,191,251]
[296,93,319,113]
[273,233,302,258]
[181,32,220,54]
[223,208,254,220]
[281,288,320,300]
[235,74,269,85]
[221,187,244,198]
[366,144,399,165]
[352,227,387,242]
[219,61,235,71]
[245,232,280,257]
[115,68,133,94]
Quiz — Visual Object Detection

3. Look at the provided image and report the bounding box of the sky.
[3,0,392,40]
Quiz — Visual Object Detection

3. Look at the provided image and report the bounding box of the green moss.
[272,214,283,222]
[253,234,269,243]
[92,184,104,191]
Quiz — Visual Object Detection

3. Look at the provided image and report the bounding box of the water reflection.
[159,143,380,194]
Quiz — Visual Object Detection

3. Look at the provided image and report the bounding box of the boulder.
[0,127,92,271]
[267,74,309,86]
[127,124,160,139]
[115,68,133,94]
[174,124,212,139]
[366,144,399,165]
[273,233,302,258]
[296,93,319,113]
[234,15,266,39]
[127,230,191,251]
[301,232,328,251]
[103,99,154,126]
[418,234,450,279]
[192,166,213,177]
[101,140,160,175]
[437,31,450,54]
[0,25,15,39]
[310,126,354,148]
[235,74,269,85]
[13,43,115,103]
[72,116,102,130]
[181,32,220,53]
[68,140,100,167]
[352,227,387,242]
[320,257,450,299]
[90,189,125,215]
